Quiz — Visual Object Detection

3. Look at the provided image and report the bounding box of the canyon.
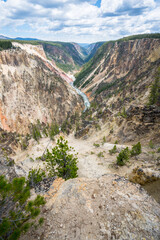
[0,34,160,240]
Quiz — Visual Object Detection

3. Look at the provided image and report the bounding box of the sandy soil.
[12,132,145,179]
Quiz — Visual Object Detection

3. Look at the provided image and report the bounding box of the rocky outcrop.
[0,44,83,134]
[22,175,160,240]
[129,166,160,185]
[116,105,160,143]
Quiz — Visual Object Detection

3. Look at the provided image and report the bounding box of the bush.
[31,123,42,142]
[149,140,154,149]
[0,176,45,240]
[116,147,130,166]
[130,142,142,156]
[117,107,127,118]
[28,169,46,188]
[109,145,117,155]
[148,67,160,106]
[157,148,160,153]
[44,136,78,180]
[97,152,104,158]
[93,143,100,147]
[102,136,106,144]
[49,122,59,140]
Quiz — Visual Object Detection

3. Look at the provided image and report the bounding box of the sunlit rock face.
[22,175,160,240]
[0,44,83,134]
[75,38,160,103]
[73,38,160,143]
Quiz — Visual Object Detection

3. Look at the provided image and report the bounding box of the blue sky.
[0,0,160,43]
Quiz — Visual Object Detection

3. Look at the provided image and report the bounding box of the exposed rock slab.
[22,175,160,240]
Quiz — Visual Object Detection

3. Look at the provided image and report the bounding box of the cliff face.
[75,38,160,104]
[74,37,160,143]
[0,44,83,134]
[42,42,88,73]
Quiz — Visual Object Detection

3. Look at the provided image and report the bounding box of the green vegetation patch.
[0,175,45,240]
[44,136,78,180]
[117,147,130,166]
[148,67,160,106]
[109,145,117,155]
[0,40,12,50]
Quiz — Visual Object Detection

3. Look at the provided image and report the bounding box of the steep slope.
[85,41,105,62]
[73,34,160,143]
[74,34,160,91]
[42,42,88,73]
[0,38,105,74]
[0,42,83,134]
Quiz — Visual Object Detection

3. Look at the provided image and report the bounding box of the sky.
[0,0,160,43]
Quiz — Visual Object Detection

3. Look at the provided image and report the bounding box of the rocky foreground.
[22,175,160,240]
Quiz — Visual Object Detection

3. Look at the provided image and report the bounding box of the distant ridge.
[14,37,40,41]
[0,35,10,40]
[0,35,40,41]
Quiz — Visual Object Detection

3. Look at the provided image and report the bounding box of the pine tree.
[44,136,78,180]
[148,67,160,106]
[0,176,45,240]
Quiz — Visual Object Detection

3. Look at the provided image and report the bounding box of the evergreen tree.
[148,68,160,106]
[44,136,78,180]
[0,176,45,240]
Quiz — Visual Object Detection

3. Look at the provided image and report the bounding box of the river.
[68,75,90,112]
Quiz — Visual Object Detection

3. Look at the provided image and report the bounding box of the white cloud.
[0,0,159,42]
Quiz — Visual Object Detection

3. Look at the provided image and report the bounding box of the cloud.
[0,0,159,42]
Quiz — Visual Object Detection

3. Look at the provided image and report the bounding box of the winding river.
[69,76,90,111]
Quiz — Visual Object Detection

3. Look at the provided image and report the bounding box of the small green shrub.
[116,147,130,166]
[93,143,100,147]
[130,142,142,156]
[114,140,118,144]
[148,67,160,106]
[102,136,106,143]
[157,148,160,153]
[149,140,154,149]
[49,122,59,140]
[31,124,42,142]
[110,128,114,134]
[28,169,46,188]
[95,124,101,131]
[109,145,117,155]
[117,107,127,118]
[97,152,104,158]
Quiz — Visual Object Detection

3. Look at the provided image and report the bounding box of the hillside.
[0,42,83,134]
[85,41,105,62]
[0,37,105,73]
[74,33,160,88]
[42,41,88,73]
[42,41,105,73]
[73,34,160,144]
